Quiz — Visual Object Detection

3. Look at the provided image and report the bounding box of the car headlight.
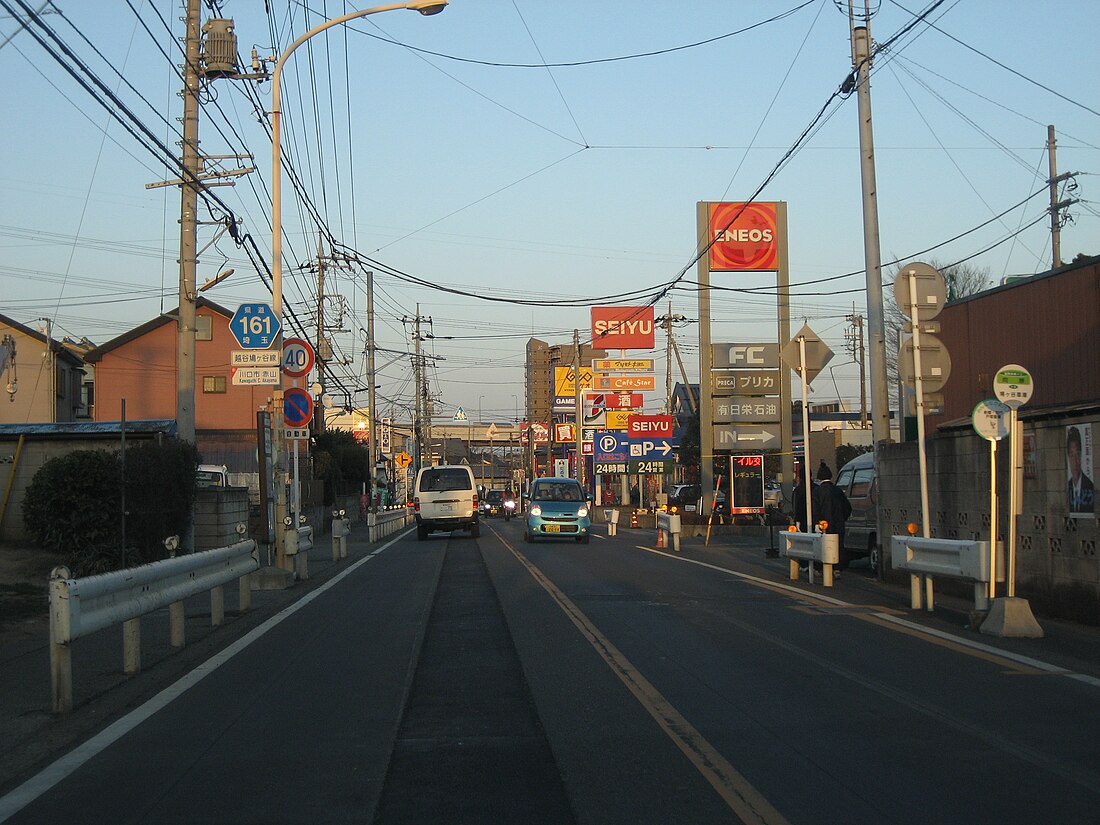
[577,506,588,518]
[530,504,542,517]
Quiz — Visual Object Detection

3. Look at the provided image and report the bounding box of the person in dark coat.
[812,463,853,569]
[791,462,808,532]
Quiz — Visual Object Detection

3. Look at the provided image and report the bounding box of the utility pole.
[846,311,868,427]
[314,234,327,435]
[850,4,890,446]
[176,0,201,447]
[573,329,583,489]
[366,270,378,511]
[1046,125,1079,271]
[658,306,687,414]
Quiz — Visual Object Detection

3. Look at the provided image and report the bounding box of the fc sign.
[712,342,780,370]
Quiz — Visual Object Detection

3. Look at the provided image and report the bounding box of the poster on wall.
[1066,423,1095,517]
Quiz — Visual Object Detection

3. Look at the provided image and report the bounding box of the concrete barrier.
[656,511,681,551]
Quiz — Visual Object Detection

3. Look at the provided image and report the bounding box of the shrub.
[124,440,201,564]
[23,449,121,575]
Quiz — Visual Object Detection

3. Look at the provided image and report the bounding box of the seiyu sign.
[591,306,656,350]
[712,343,780,370]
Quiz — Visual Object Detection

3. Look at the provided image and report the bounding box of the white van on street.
[413,465,479,540]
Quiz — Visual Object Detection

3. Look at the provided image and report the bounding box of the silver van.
[834,451,880,573]
[414,465,479,540]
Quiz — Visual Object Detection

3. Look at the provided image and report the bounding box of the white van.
[414,465,479,540]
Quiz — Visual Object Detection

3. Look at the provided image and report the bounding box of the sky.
[1,0,1097,428]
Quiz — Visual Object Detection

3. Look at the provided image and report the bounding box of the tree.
[883,258,991,400]
[313,429,372,505]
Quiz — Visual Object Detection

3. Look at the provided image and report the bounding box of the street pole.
[269,0,447,571]
[366,270,378,511]
[574,329,583,489]
[850,11,890,446]
[176,0,200,448]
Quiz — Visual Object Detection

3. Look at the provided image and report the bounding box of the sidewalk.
[0,526,386,797]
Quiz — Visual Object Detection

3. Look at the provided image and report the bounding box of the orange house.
[85,298,279,470]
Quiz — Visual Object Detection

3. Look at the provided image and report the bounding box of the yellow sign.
[596,374,656,391]
[554,366,602,396]
[592,359,653,372]
[606,410,632,430]
[395,451,412,469]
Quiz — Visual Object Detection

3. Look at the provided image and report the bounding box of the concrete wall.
[193,487,251,552]
[878,410,1099,619]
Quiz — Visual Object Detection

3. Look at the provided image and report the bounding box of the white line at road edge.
[634,544,1100,690]
[0,530,413,823]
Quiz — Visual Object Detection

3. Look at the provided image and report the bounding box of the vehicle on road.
[666,483,726,515]
[834,451,879,572]
[481,489,505,518]
[414,465,479,540]
[196,464,229,488]
[524,477,591,543]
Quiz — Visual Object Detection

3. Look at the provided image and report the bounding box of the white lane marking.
[0,530,413,823]
[633,544,1100,689]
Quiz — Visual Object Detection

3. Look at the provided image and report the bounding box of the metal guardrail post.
[49,566,73,714]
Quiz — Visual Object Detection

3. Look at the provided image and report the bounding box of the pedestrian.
[629,482,640,508]
[792,462,808,533]
[812,463,853,570]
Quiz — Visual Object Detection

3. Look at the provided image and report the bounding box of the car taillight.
[413,497,420,512]
[473,495,479,508]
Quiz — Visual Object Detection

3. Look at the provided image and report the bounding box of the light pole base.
[979,596,1044,638]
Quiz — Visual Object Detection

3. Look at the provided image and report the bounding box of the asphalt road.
[2,519,1098,824]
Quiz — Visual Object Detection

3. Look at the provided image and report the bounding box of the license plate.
[440,504,452,513]
[543,524,560,533]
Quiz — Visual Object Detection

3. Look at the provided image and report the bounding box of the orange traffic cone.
[630,510,639,529]
[656,529,666,549]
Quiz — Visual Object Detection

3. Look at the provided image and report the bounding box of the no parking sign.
[284,387,314,428]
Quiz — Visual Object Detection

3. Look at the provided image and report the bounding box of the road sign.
[230,302,280,349]
[232,350,281,367]
[713,424,780,449]
[993,364,1034,409]
[395,451,413,469]
[712,342,780,370]
[283,387,314,428]
[232,366,280,386]
[453,407,468,422]
[486,423,498,437]
[895,261,947,321]
[282,337,315,378]
[712,397,781,424]
[900,333,952,392]
[285,427,310,441]
[972,399,1010,441]
[712,369,780,396]
[780,324,834,384]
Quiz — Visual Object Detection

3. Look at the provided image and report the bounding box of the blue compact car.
[524,477,591,544]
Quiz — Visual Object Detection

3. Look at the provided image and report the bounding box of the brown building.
[0,313,87,424]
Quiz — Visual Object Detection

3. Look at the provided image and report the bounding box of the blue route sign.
[231,302,281,349]
[283,387,314,428]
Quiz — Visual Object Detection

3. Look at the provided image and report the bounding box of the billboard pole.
[697,203,715,518]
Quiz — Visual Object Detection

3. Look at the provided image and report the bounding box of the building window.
[196,314,213,341]
[203,375,227,393]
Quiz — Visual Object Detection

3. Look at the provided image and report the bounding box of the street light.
[270,0,447,570]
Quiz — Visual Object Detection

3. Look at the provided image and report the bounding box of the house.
[84,298,277,473]
[0,313,87,424]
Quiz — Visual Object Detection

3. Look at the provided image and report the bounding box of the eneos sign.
[708,202,779,271]
[591,306,655,350]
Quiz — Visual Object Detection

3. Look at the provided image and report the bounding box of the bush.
[22,441,201,576]
[23,450,122,575]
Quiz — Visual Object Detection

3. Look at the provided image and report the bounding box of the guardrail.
[368,507,411,543]
[48,540,259,713]
[656,511,681,551]
[781,531,840,586]
[891,535,998,612]
[603,508,620,536]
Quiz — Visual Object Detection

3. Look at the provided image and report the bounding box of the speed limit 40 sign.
[283,338,315,379]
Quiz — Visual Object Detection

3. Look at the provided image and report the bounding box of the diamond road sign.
[780,323,833,384]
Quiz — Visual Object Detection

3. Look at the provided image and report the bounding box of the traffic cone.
[656,528,666,549]
[630,510,639,529]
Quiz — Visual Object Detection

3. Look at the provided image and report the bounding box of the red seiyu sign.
[627,414,674,438]
[591,306,655,350]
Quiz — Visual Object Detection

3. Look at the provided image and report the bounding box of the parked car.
[667,483,726,514]
[481,489,505,518]
[834,451,879,572]
[414,465,479,540]
[524,477,591,544]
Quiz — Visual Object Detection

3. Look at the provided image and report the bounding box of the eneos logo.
[708,202,779,271]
